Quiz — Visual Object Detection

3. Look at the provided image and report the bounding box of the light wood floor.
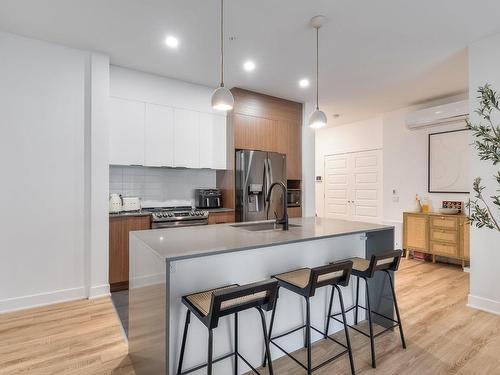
[1,260,500,374]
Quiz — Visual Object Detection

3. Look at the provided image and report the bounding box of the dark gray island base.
[128,217,395,375]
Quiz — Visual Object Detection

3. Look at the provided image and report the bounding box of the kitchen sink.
[231,222,301,232]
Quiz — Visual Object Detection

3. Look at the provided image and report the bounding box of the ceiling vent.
[405,100,469,130]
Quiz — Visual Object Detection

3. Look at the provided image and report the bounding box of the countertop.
[131,217,393,261]
[109,207,235,218]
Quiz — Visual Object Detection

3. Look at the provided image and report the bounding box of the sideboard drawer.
[430,229,458,244]
[430,241,459,257]
[430,216,458,230]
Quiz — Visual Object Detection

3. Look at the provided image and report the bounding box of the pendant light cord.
[316,27,319,110]
[220,0,224,87]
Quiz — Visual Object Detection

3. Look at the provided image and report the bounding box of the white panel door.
[324,150,382,222]
[350,150,382,223]
[174,108,200,168]
[144,103,174,167]
[324,154,351,219]
[109,97,145,165]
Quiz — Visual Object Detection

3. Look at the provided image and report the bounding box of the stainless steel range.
[145,206,209,229]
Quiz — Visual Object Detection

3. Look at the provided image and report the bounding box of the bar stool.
[327,250,406,368]
[264,261,355,375]
[177,279,279,375]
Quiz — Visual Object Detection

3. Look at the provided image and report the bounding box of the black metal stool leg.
[177,309,191,374]
[364,277,376,368]
[335,285,356,375]
[262,293,278,368]
[305,297,312,375]
[258,307,274,375]
[325,285,335,339]
[354,276,360,325]
[207,329,214,375]
[386,270,406,349]
[234,312,238,375]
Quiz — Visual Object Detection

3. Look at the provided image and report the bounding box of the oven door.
[152,219,208,229]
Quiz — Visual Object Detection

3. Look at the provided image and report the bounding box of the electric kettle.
[109,194,123,213]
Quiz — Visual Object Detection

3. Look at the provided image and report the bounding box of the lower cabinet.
[288,207,302,218]
[109,215,151,291]
[208,211,235,224]
[403,212,469,266]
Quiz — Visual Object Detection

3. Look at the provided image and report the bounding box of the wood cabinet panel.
[430,242,459,257]
[403,214,428,251]
[430,229,458,244]
[286,121,302,180]
[208,211,235,224]
[109,215,151,291]
[460,218,470,259]
[430,216,458,230]
[288,207,302,218]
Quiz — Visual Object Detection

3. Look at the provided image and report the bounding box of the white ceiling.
[1,0,500,124]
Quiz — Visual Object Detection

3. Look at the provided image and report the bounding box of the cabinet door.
[109,97,145,165]
[144,104,174,167]
[199,113,227,170]
[199,113,214,169]
[212,114,227,169]
[460,218,470,260]
[109,215,151,290]
[286,121,302,180]
[174,108,200,168]
[404,214,428,251]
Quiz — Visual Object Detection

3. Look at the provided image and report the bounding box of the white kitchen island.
[128,217,394,375]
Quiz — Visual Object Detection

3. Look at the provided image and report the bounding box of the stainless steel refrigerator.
[235,150,287,222]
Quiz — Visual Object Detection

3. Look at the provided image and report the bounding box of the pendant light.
[308,16,327,129]
[211,0,234,111]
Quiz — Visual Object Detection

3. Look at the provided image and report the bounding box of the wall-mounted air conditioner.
[405,100,468,130]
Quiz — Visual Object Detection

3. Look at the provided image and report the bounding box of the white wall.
[87,53,111,299]
[467,32,500,316]
[382,105,469,247]
[110,65,217,114]
[0,32,109,312]
[314,95,470,247]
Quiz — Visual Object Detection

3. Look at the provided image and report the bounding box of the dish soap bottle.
[414,194,422,213]
[422,197,430,213]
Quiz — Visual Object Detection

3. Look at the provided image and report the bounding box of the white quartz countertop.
[131,217,393,262]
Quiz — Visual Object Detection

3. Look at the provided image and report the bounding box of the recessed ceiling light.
[165,36,179,49]
[243,61,256,72]
[299,79,310,88]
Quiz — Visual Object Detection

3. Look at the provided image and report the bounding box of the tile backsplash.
[109,166,216,202]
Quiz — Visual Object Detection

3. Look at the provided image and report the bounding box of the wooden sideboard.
[403,212,469,266]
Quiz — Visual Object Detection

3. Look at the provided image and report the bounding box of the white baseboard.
[88,284,110,299]
[0,287,86,314]
[468,294,500,316]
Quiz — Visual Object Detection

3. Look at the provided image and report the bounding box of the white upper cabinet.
[144,104,174,167]
[173,108,200,168]
[109,97,227,169]
[199,113,227,169]
[212,114,227,169]
[109,97,145,166]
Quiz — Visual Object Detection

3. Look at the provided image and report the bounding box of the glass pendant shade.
[211,86,234,111]
[308,109,327,129]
